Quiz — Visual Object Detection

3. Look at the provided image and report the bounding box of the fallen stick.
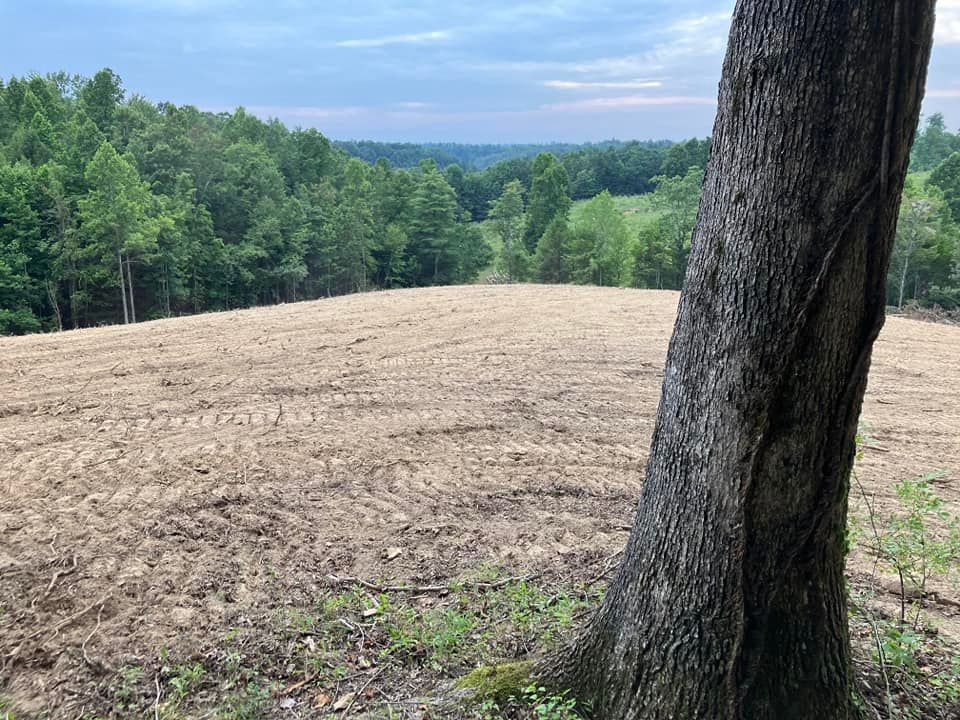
[339,666,384,716]
[154,672,161,720]
[42,555,78,599]
[81,602,113,672]
[2,594,111,670]
[28,594,110,643]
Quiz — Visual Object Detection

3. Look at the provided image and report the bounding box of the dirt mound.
[1,285,957,716]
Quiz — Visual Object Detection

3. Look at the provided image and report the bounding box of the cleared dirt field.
[1,285,958,716]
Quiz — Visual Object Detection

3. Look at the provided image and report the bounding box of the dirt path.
[1,285,957,716]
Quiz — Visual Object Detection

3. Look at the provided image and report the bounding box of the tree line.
[493,113,959,309]
[0,70,497,333]
[0,68,712,335]
[449,136,707,220]
[489,161,703,292]
[336,139,630,171]
[2,68,956,336]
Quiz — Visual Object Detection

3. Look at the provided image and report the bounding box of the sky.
[4,0,960,143]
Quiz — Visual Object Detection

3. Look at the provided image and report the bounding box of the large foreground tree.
[541,1,935,718]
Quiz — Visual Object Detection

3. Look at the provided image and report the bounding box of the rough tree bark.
[540,1,934,718]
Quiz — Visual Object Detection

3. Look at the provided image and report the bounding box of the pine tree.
[534,215,572,284]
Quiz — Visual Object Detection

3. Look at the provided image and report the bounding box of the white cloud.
[244,105,369,119]
[543,95,716,111]
[926,88,960,98]
[336,30,451,48]
[668,11,733,36]
[544,79,663,90]
[470,9,731,80]
[936,1,960,44]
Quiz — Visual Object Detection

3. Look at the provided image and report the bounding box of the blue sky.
[4,0,960,143]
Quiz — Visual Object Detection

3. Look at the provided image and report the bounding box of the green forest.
[1,68,958,335]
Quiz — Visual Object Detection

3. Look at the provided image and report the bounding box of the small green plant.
[169,663,206,701]
[877,624,923,673]
[879,472,960,626]
[467,681,580,720]
[929,654,960,703]
[380,598,479,669]
[217,681,270,720]
[523,683,579,720]
[112,665,145,709]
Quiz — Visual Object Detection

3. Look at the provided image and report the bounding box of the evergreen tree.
[408,162,459,283]
[0,163,44,333]
[534,215,572,283]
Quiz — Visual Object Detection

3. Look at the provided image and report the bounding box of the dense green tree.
[0,162,45,333]
[448,216,494,284]
[910,113,960,171]
[570,190,629,286]
[79,68,124,136]
[8,90,61,165]
[928,150,960,223]
[78,141,160,323]
[522,153,571,252]
[379,223,409,288]
[210,139,286,245]
[534,215,572,284]
[658,137,710,177]
[887,180,957,307]
[629,216,676,289]
[408,162,459,283]
[36,162,79,329]
[648,166,704,283]
[489,179,526,280]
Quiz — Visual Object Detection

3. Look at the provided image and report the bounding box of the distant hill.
[333,139,668,170]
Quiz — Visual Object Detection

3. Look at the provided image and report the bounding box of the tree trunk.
[897,234,915,309]
[69,273,78,329]
[126,253,136,323]
[541,2,933,718]
[118,249,129,324]
[46,280,62,332]
[898,252,909,308]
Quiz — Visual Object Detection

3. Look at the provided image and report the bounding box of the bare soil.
[1,285,958,717]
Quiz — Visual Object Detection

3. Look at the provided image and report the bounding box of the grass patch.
[570,193,662,238]
[95,569,602,719]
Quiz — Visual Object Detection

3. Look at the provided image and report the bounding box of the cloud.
[336,30,451,48]
[668,11,732,36]
[469,9,732,80]
[544,79,663,90]
[396,101,432,109]
[543,95,716,111]
[937,1,960,44]
[242,105,369,119]
[926,88,960,98]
